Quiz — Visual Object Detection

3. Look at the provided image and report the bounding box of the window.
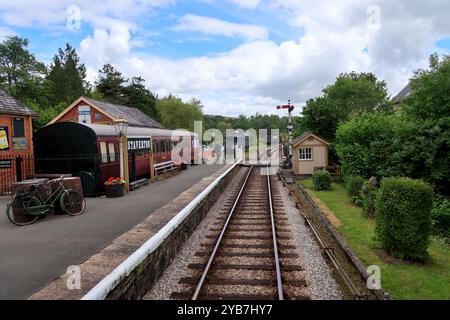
[13,118,25,137]
[159,140,166,153]
[100,142,108,163]
[109,143,116,162]
[299,148,312,160]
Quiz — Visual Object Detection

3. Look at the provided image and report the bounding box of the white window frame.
[100,142,108,163]
[108,143,116,162]
[299,148,313,161]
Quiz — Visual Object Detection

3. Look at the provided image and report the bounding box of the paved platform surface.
[0,164,224,300]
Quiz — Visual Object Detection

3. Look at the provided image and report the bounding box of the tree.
[217,120,232,135]
[335,112,415,179]
[402,54,450,194]
[0,36,46,102]
[301,72,391,141]
[46,43,87,105]
[156,96,203,131]
[95,64,127,104]
[300,97,339,141]
[123,76,158,119]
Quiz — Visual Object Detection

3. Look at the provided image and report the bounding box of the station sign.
[128,138,152,152]
[0,159,12,169]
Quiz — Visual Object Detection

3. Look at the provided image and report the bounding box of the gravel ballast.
[275,177,342,300]
[143,167,248,300]
[144,169,342,300]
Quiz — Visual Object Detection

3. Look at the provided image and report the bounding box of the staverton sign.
[127,138,152,152]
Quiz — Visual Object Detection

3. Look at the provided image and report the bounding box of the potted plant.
[104,177,126,198]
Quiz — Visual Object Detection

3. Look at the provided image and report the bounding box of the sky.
[0,0,449,117]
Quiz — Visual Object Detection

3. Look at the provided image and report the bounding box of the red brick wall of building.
[57,101,113,125]
[0,114,35,194]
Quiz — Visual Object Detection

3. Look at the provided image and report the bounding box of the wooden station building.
[291,132,330,176]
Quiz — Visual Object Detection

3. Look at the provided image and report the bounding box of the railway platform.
[0,164,225,300]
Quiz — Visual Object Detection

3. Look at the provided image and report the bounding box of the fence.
[0,154,35,195]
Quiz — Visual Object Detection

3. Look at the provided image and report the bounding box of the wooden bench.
[154,161,177,174]
[130,178,149,191]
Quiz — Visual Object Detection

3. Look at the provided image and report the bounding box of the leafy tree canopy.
[300,72,392,141]
[0,36,46,103]
[123,76,158,120]
[46,43,87,106]
[95,64,127,104]
[156,96,203,131]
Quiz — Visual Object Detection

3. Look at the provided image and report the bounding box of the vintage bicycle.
[6,176,86,226]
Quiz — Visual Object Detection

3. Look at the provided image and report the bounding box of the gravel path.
[143,167,248,300]
[275,177,343,300]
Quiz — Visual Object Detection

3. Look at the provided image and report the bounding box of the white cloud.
[69,1,450,116]
[173,14,268,41]
[2,0,450,117]
[227,0,261,9]
[0,0,174,28]
[0,26,16,41]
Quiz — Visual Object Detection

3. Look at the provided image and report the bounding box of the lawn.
[300,179,450,300]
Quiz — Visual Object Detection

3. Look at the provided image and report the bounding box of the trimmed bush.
[375,177,433,261]
[312,170,332,191]
[346,176,364,205]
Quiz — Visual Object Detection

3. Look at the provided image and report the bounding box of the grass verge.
[300,179,450,300]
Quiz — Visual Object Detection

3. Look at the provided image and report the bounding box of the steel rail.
[266,165,284,300]
[191,165,254,300]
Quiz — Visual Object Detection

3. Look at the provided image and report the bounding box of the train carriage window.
[108,143,116,162]
[165,140,171,152]
[159,140,166,153]
[100,142,108,163]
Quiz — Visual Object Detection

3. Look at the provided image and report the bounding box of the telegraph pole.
[276,100,295,168]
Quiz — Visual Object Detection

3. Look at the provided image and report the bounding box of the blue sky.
[1,0,449,116]
[15,1,304,61]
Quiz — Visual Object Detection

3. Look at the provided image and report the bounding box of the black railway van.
[34,122,102,195]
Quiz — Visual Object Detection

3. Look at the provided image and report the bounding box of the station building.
[0,90,37,194]
[291,132,330,176]
[48,96,162,128]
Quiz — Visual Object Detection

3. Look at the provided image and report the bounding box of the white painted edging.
[81,161,241,300]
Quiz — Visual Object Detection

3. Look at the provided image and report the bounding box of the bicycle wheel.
[6,195,41,226]
[61,190,86,216]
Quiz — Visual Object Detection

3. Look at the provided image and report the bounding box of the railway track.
[171,165,310,300]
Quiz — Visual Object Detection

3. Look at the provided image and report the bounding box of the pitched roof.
[392,83,412,104]
[0,90,37,116]
[291,132,330,146]
[85,98,162,128]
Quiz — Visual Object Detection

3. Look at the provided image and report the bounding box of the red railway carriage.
[34,122,201,195]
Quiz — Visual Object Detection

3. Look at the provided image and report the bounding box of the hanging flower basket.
[104,177,126,198]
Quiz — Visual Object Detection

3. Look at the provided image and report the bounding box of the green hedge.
[312,170,332,191]
[375,177,433,261]
[431,194,450,242]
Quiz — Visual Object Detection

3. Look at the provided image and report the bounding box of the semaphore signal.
[276,100,295,168]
